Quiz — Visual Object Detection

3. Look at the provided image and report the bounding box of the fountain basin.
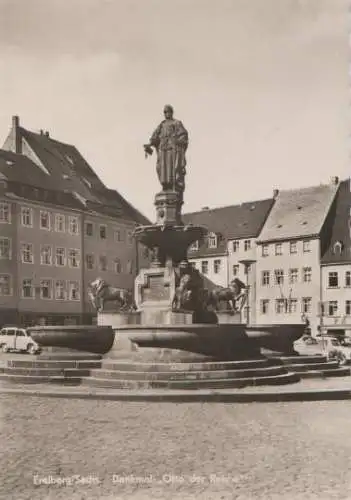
[27,325,114,355]
[110,323,305,359]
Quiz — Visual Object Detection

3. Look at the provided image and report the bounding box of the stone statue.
[172,264,204,311]
[88,278,136,312]
[207,278,247,312]
[144,105,188,203]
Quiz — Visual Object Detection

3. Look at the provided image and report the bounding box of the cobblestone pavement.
[1,395,351,499]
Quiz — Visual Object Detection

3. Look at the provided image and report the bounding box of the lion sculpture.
[88,278,136,312]
[207,278,247,312]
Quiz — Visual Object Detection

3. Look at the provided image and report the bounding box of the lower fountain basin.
[110,323,305,359]
[27,325,114,355]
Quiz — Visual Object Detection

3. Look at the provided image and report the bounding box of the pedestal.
[154,190,182,225]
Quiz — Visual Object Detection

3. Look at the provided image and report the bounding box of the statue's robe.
[149,118,188,194]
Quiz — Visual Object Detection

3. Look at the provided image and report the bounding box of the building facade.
[0,117,150,326]
[255,181,340,333]
[320,179,351,336]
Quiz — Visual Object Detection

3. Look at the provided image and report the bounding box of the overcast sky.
[0,0,348,220]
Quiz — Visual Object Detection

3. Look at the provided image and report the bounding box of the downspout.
[81,211,85,324]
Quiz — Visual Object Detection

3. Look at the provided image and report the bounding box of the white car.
[294,335,351,365]
[0,326,41,355]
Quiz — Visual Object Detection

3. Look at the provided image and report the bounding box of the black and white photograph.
[0,1,350,499]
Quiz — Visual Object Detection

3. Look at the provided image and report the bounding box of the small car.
[319,336,351,365]
[0,326,41,355]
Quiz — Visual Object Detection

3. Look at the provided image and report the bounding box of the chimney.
[330,176,339,185]
[45,131,50,137]
[273,189,279,199]
[201,206,209,211]
[12,115,22,154]
[40,129,44,135]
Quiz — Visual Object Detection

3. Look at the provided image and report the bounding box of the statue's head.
[163,104,174,119]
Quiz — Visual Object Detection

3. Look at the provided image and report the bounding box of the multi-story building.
[183,198,275,321]
[0,116,150,326]
[255,180,340,333]
[320,178,351,337]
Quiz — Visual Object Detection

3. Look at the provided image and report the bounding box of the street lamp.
[239,258,256,325]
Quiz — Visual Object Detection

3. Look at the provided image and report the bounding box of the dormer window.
[189,240,199,251]
[208,232,217,249]
[333,241,343,255]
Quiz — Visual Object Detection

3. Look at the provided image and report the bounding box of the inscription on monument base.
[141,274,170,303]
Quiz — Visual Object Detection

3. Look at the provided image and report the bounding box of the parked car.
[0,326,41,354]
[294,335,351,365]
[319,336,351,365]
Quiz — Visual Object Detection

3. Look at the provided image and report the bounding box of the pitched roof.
[183,198,274,257]
[0,149,58,190]
[257,183,339,243]
[7,126,150,225]
[321,179,351,264]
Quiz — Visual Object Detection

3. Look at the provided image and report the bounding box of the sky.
[0,0,349,220]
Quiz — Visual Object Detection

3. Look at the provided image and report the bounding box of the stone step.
[283,361,340,372]
[39,353,102,361]
[0,374,82,385]
[6,359,102,369]
[2,367,91,377]
[89,365,287,382]
[297,367,350,379]
[82,372,300,390]
[101,358,271,373]
[278,355,327,364]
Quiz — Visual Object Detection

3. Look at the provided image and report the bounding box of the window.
[189,240,199,251]
[232,240,239,252]
[68,249,80,268]
[328,272,338,288]
[302,297,312,314]
[275,243,282,256]
[244,240,251,251]
[68,216,79,235]
[303,240,311,253]
[214,259,221,274]
[21,243,34,264]
[0,275,11,296]
[208,233,217,248]
[40,211,50,230]
[345,271,351,287]
[274,269,284,285]
[289,241,297,254]
[113,258,121,273]
[55,280,66,300]
[232,264,239,277]
[262,271,270,286]
[127,231,133,244]
[328,301,338,316]
[22,278,34,298]
[262,244,269,257]
[55,248,66,266]
[0,202,10,223]
[55,214,65,232]
[289,268,298,284]
[21,207,33,227]
[201,260,208,274]
[99,255,107,271]
[114,230,121,241]
[86,254,94,270]
[69,281,80,301]
[303,267,312,283]
[0,238,11,259]
[85,222,93,237]
[40,245,52,265]
[275,299,285,314]
[99,225,107,239]
[287,299,298,314]
[346,300,351,316]
[40,279,52,299]
[260,299,269,314]
[127,260,133,274]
